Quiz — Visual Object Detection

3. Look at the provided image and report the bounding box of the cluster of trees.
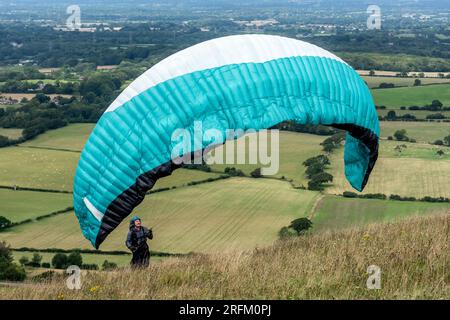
[17,251,119,271]
[224,167,245,176]
[303,155,333,191]
[433,134,450,147]
[0,241,26,281]
[321,132,345,152]
[403,100,450,112]
[272,122,337,136]
[279,217,313,239]
[0,80,77,94]
[0,72,128,146]
[343,191,450,203]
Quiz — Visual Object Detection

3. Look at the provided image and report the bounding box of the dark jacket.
[125,222,153,252]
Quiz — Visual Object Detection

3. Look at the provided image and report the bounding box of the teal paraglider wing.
[73,34,379,248]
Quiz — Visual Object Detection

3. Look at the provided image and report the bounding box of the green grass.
[371,84,450,108]
[0,146,80,191]
[21,124,94,151]
[0,189,72,222]
[0,128,22,139]
[0,178,320,254]
[312,195,449,232]
[0,122,222,192]
[210,131,326,187]
[379,121,450,143]
[327,140,450,198]
[363,76,450,89]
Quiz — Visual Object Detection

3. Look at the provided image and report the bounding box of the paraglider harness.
[128,226,153,252]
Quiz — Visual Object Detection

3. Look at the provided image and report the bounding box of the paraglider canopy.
[73,34,379,248]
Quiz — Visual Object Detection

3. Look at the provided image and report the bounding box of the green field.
[21,124,94,151]
[0,144,222,192]
[0,178,319,253]
[371,84,450,108]
[210,131,326,187]
[0,147,79,191]
[379,121,450,143]
[312,195,449,232]
[0,189,72,222]
[363,76,450,89]
[0,128,22,139]
[327,140,450,198]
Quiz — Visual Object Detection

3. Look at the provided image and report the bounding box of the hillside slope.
[2,213,448,299]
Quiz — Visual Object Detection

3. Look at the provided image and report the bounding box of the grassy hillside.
[0,189,72,222]
[327,140,450,198]
[371,83,450,108]
[311,195,449,232]
[2,213,448,299]
[0,178,319,253]
[379,121,450,143]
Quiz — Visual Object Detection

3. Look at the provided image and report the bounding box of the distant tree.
[52,253,68,269]
[430,100,443,110]
[250,168,262,178]
[434,140,444,146]
[394,129,408,141]
[19,256,29,266]
[413,79,421,86]
[444,135,450,146]
[289,218,313,235]
[0,216,12,229]
[0,135,9,148]
[30,253,42,267]
[102,260,118,271]
[386,110,397,120]
[0,241,26,281]
[67,251,83,267]
[436,150,445,156]
[34,93,50,104]
[278,226,297,239]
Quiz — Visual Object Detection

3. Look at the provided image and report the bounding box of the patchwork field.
[379,121,450,143]
[21,124,94,151]
[327,140,450,198]
[0,178,319,254]
[311,195,449,232]
[210,131,326,187]
[363,76,450,88]
[0,189,72,222]
[371,83,450,108]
